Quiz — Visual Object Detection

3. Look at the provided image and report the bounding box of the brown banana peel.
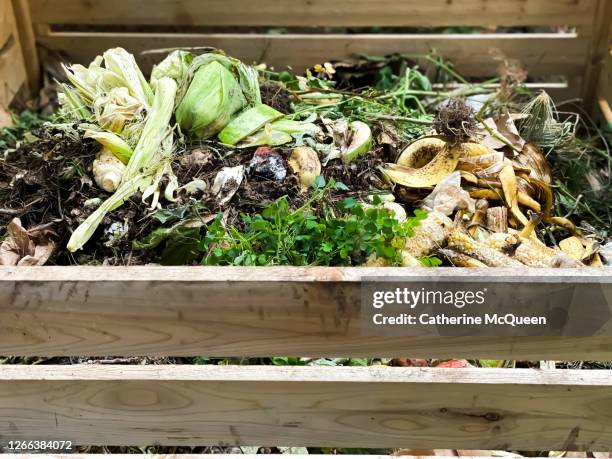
[499,159,528,226]
[384,137,461,188]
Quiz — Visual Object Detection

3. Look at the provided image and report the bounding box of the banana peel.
[499,159,528,226]
[384,137,461,188]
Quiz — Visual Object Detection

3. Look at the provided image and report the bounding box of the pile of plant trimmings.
[1,48,610,267]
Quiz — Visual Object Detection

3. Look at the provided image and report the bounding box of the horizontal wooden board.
[36,32,588,77]
[1,266,611,359]
[1,365,611,449]
[27,0,597,27]
[0,456,517,459]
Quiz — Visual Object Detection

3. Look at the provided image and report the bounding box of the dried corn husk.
[486,207,508,233]
[446,231,524,267]
[438,248,488,268]
[402,211,454,266]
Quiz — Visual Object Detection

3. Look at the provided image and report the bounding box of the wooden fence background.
[1,0,611,110]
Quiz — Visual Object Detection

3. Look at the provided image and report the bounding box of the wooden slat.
[27,0,597,27]
[1,266,611,359]
[0,457,513,459]
[36,32,588,77]
[580,0,612,111]
[11,0,40,95]
[1,365,611,449]
[0,0,27,109]
[0,0,12,46]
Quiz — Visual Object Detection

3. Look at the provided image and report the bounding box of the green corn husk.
[218,104,283,145]
[175,52,261,139]
[67,76,178,252]
[83,130,134,164]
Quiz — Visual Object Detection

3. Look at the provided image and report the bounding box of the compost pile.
[1,48,610,268]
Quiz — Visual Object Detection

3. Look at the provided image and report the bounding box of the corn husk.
[67,76,178,252]
[151,50,192,90]
[57,83,91,120]
[83,130,133,164]
[59,48,154,155]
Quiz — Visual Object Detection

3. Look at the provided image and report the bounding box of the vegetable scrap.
[1,48,610,267]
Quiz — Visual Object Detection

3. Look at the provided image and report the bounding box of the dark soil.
[1,117,388,265]
[174,143,305,216]
[260,82,295,114]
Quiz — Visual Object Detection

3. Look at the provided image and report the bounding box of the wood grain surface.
[1,266,611,359]
[0,365,611,449]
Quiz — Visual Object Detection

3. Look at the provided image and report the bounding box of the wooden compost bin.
[1,0,612,453]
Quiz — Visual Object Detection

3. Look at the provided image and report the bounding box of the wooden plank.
[11,0,40,95]
[1,365,611,449]
[580,0,612,111]
[597,48,612,127]
[0,457,512,459]
[1,266,611,359]
[0,0,27,109]
[27,0,597,27]
[0,0,12,46]
[35,32,588,77]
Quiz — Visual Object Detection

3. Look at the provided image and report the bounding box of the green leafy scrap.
[200,178,426,267]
